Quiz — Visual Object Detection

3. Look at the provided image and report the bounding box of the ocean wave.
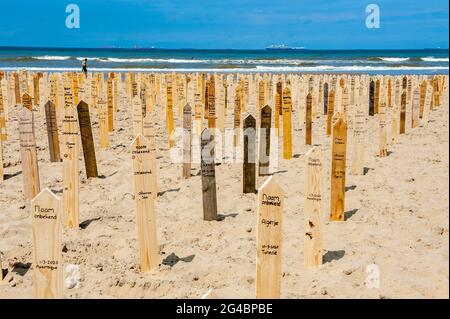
[377,57,410,62]
[32,55,71,61]
[1,65,448,73]
[422,56,449,62]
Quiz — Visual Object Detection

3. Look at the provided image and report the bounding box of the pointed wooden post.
[304,146,323,268]
[330,115,347,221]
[19,93,40,200]
[419,80,427,119]
[44,101,60,162]
[200,129,218,221]
[194,93,203,136]
[77,101,98,178]
[259,105,272,176]
[374,80,380,114]
[275,81,282,136]
[326,91,335,136]
[350,107,366,175]
[0,139,4,182]
[256,176,283,299]
[305,93,313,145]
[98,98,109,149]
[233,86,241,147]
[282,87,292,159]
[400,91,406,134]
[132,95,143,136]
[243,115,256,193]
[0,85,6,142]
[62,83,79,229]
[183,104,192,179]
[31,188,62,299]
[167,81,175,148]
[131,135,158,272]
[411,87,420,128]
[142,112,158,201]
[378,101,388,157]
[14,73,21,104]
[207,76,216,131]
[369,80,375,116]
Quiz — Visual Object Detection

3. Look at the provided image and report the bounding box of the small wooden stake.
[44,101,61,162]
[131,135,158,272]
[326,90,335,136]
[411,87,420,128]
[183,104,192,179]
[259,105,272,176]
[167,81,175,148]
[19,93,40,200]
[243,114,256,193]
[378,101,388,157]
[305,93,313,145]
[98,98,109,149]
[132,95,143,136]
[77,101,98,178]
[350,107,366,175]
[256,176,283,299]
[31,188,62,299]
[330,115,347,221]
[400,91,406,134]
[282,87,292,159]
[304,146,323,268]
[200,129,218,221]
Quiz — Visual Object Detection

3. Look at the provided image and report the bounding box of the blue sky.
[0,0,448,49]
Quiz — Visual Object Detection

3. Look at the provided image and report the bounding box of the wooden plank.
[411,87,420,128]
[131,135,159,272]
[369,80,375,116]
[329,116,347,221]
[233,85,241,147]
[19,93,40,200]
[378,101,388,157]
[304,146,323,268]
[350,107,366,175]
[256,176,283,299]
[305,93,312,145]
[374,80,380,114]
[132,95,143,136]
[107,78,114,132]
[326,90,335,136]
[14,73,21,104]
[31,188,62,299]
[243,114,256,193]
[419,80,427,119]
[400,91,406,134]
[62,82,79,229]
[0,139,3,182]
[208,76,216,131]
[44,101,61,162]
[200,128,218,221]
[275,82,282,136]
[166,80,175,148]
[97,98,109,149]
[194,93,202,136]
[282,87,292,160]
[259,105,272,176]
[0,83,7,141]
[77,101,98,178]
[183,104,192,179]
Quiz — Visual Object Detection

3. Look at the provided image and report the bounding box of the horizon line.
[0,45,448,51]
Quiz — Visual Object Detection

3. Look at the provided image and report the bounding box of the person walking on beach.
[82,58,88,77]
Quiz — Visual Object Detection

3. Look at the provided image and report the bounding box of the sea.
[0,47,448,75]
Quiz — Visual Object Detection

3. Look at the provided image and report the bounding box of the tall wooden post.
[305,93,313,145]
[183,104,192,179]
[131,135,158,272]
[44,101,61,162]
[243,115,256,193]
[350,106,366,175]
[256,176,283,299]
[304,146,323,268]
[400,91,406,134]
[200,129,218,221]
[259,105,272,176]
[330,115,347,221]
[282,87,292,159]
[19,93,40,200]
[326,91,335,136]
[77,101,98,178]
[31,188,62,299]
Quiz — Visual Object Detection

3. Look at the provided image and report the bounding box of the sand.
[0,79,448,299]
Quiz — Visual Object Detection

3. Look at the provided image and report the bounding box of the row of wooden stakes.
[0,70,448,299]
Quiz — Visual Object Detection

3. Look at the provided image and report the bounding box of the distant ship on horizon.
[265,44,306,50]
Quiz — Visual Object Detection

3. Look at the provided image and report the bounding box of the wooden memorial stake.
[259,105,272,176]
[167,81,175,148]
[233,85,242,147]
[419,80,427,119]
[132,95,143,136]
[282,87,292,159]
[19,93,40,200]
[77,101,98,178]
[256,176,283,299]
[98,98,109,149]
[305,93,313,145]
[326,91,335,136]
[0,139,3,182]
[107,78,114,132]
[0,85,7,141]
[378,101,388,157]
[44,101,61,162]
[243,115,256,193]
[131,135,158,272]
[275,81,282,136]
[183,104,192,179]
[411,88,420,129]
[304,146,323,268]
[31,188,62,299]
[350,106,366,175]
[200,129,218,221]
[400,91,406,134]
[62,84,79,228]
[330,115,347,221]
[374,80,380,114]
[208,76,216,131]
[369,81,375,116]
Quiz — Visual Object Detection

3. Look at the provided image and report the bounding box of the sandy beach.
[0,72,448,299]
